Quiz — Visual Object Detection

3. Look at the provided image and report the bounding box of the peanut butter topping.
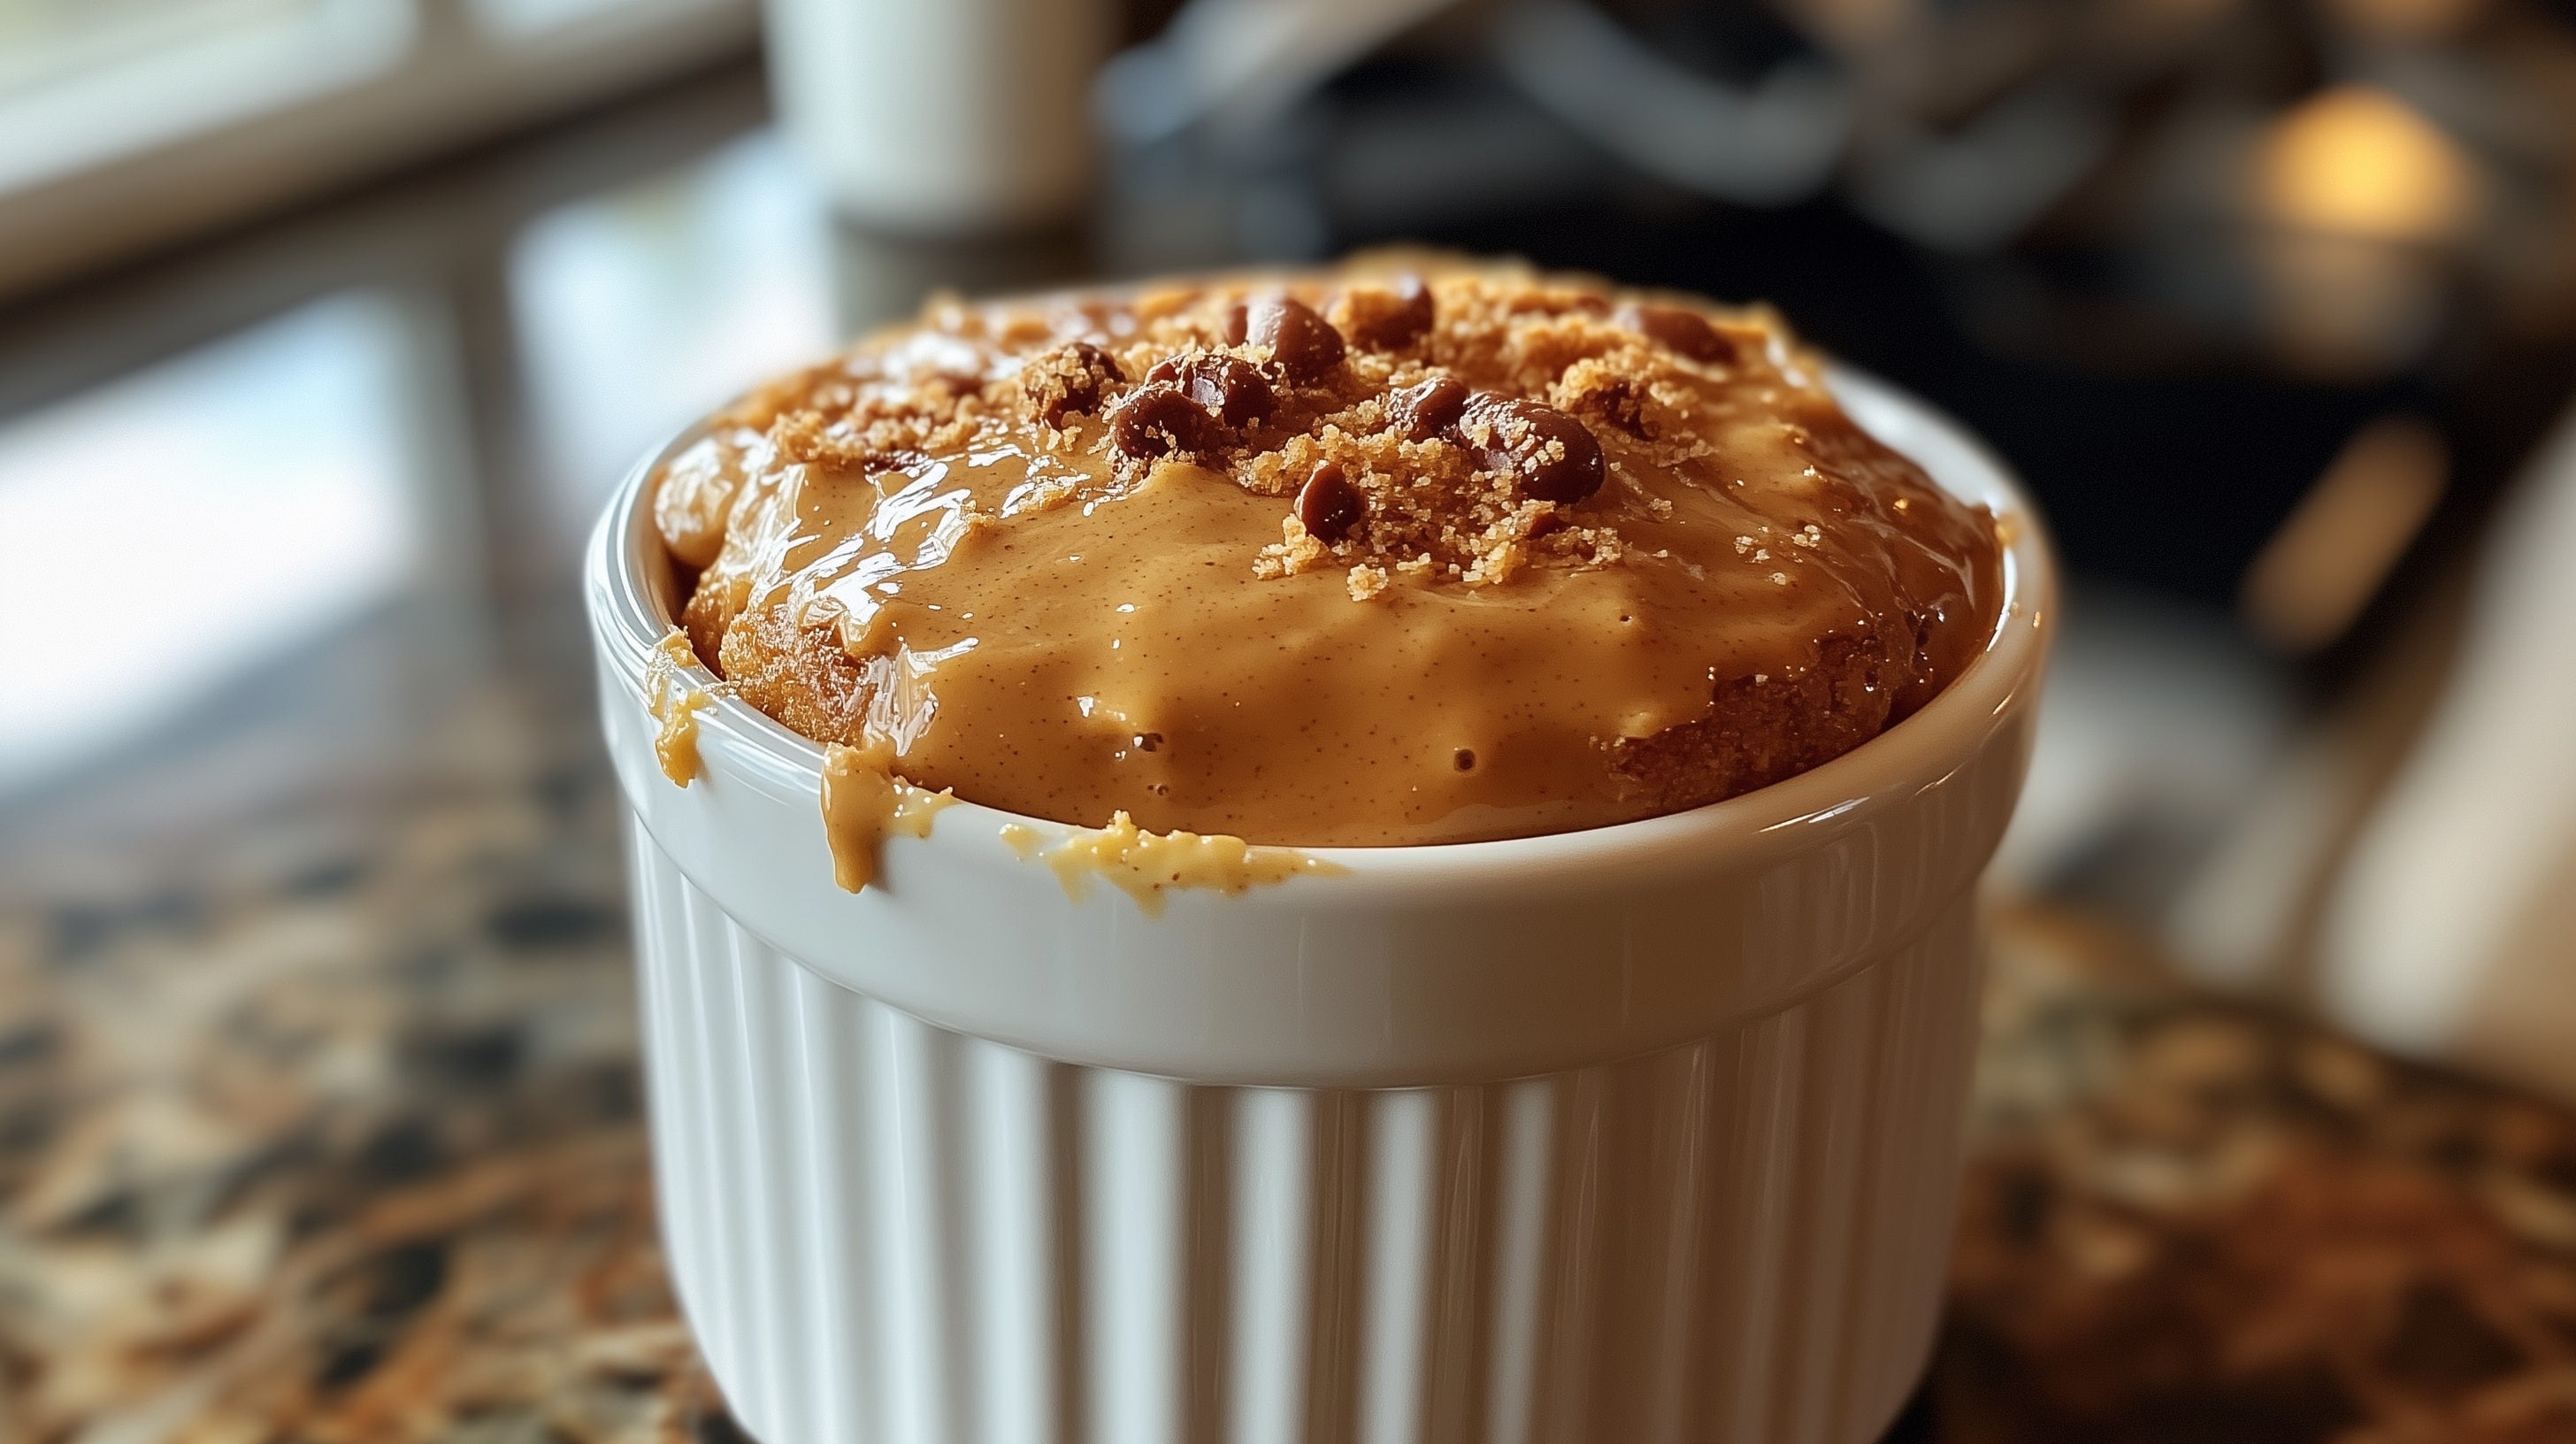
[1031,813,1345,916]
[818,740,956,893]
[656,258,2002,847]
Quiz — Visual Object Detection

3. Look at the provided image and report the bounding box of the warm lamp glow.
[2255,86,2476,244]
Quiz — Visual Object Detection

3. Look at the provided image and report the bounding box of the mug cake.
[589,255,2048,1444]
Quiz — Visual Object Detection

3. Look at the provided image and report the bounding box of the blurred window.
[0,0,754,296]
[0,292,423,795]
[507,132,835,535]
[465,0,684,39]
[0,0,410,192]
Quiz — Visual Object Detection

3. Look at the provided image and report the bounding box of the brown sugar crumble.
[649,255,2005,847]
[688,265,1760,593]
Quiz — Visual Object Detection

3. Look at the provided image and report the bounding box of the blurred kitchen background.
[11,2,2576,1438]
[11,0,2576,1086]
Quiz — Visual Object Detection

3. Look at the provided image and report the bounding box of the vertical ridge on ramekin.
[625,823,694,1325]
[1357,1087,1436,1444]
[733,918,809,1437]
[784,961,866,1444]
[878,994,961,1444]
[1182,1087,1238,1444]
[1480,1078,1556,1444]
[1529,1064,1606,1442]
[1085,1066,1188,1444]
[970,1036,1062,1444]
[674,879,755,1411]
[1637,1040,1721,1444]
[1422,1086,1494,1444]
[1045,1056,1092,1444]
[1228,1087,1315,1444]
[1304,1089,1368,1444]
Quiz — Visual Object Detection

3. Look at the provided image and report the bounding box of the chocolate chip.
[1615,302,1736,365]
[1296,461,1365,543]
[1109,384,1222,458]
[1223,303,1248,346]
[1023,341,1125,426]
[1460,395,1605,503]
[1347,274,1434,351]
[1525,509,1568,539]
[1145,350,1274,426]
[1453,748,1476,772]
[1388,374,1469,441]
[1135,732,1163,752]
[1245,295,1345,382]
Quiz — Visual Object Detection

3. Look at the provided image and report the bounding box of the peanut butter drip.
[818,741,957,893]
[644,630,714,786]
[659,259,2003,847]
[1031,813,1345,916]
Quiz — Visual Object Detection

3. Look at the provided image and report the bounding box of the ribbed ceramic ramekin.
[586,367,2051,1444]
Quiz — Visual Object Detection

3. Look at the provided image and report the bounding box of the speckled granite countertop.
[7,683,2576,1444]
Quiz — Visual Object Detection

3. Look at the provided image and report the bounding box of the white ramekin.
[586,368,2052,1444]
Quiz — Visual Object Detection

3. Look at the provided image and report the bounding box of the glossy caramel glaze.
[656,258,2001,846]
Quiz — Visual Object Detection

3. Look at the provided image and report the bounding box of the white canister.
[587,365,2053,1444]
[762,0,1115,234]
